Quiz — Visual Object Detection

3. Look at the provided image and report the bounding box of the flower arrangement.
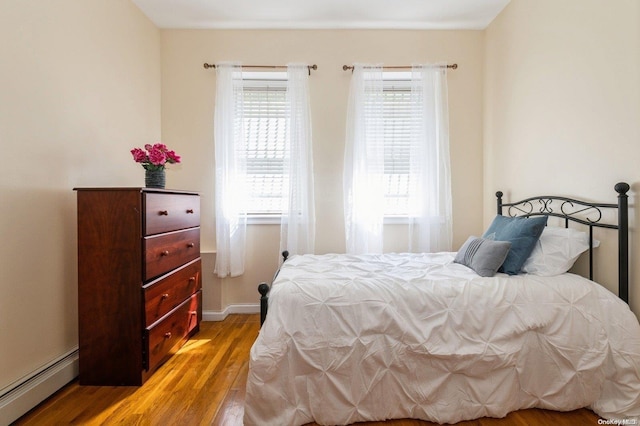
[131,143,181,171]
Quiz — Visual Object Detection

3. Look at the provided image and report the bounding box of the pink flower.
[152,142,168,151]
[131,142,180,170]
[131,148,147,163]
[148,147,167,166]
[165,150,181,164]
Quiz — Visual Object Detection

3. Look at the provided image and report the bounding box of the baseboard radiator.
[0,348,78,425]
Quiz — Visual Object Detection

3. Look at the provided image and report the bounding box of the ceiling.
[131,0,511,30]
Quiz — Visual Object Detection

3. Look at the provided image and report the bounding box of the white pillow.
[522,227,599,276]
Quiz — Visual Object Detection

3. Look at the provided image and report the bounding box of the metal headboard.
[495,182,630,303]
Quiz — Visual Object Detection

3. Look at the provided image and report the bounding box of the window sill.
[247,215,410,225]
[384,216,410,225]
[247,215,281,225]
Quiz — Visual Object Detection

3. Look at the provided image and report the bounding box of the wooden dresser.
[75,188,202,386]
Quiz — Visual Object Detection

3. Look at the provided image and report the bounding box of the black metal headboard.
[495,182,630,303]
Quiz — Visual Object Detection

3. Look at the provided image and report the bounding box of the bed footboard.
[258,282,270,326]
[258,250,289,326]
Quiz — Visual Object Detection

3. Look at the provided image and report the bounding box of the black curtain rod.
[203,63,318,75]
[342,64,458,72]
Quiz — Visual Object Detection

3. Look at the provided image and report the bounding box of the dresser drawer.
[144,193,200,236]
[143,228,200,281]
[144,258,202,326]
[145,291,201,373]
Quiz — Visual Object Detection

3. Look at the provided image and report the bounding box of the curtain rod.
[203,63,318,75]
[342,64,458,72]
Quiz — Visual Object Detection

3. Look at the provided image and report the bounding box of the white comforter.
[244,253,640,425]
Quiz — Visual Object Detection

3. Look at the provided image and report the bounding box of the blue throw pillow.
[482,215,548,275]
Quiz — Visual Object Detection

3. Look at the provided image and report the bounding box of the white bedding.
[244,252,640,425]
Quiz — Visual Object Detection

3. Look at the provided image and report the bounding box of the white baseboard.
[203,304,260,321]
[0,349,79,425]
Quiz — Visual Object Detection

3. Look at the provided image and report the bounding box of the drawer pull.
[158,210,169,216]
[189,311,198,315]
[161,250,170,256]
[189,277,196,282]
[186,209,194,214]
[161,293,170,300]
[164,332,172,339]
[187,243,195,248]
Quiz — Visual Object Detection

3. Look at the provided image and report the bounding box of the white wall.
[0,0,161,404]
[160,29,486,311]
[484,0,640,313]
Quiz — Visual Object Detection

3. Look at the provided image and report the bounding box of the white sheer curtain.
[343,65,385,254]
[280,64,315,258]
[407,64,453,252]
[343,64,452,254]
[214,63,247,278]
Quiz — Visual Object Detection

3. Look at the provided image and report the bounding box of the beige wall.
[160,29,486,308]
[484,0,640,312]
[0,0,160,392]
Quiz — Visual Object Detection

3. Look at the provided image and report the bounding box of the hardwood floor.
[14,314,602,425]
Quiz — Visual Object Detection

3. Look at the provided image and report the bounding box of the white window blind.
[382,78,413,216]
[239,77,289,215]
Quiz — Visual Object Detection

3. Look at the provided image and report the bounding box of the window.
[382,75,413,216]
[239,73,289,216]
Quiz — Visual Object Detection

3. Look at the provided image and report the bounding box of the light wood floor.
[14,314,602,425]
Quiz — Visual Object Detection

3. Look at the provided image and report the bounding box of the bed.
[244,183,640,425]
